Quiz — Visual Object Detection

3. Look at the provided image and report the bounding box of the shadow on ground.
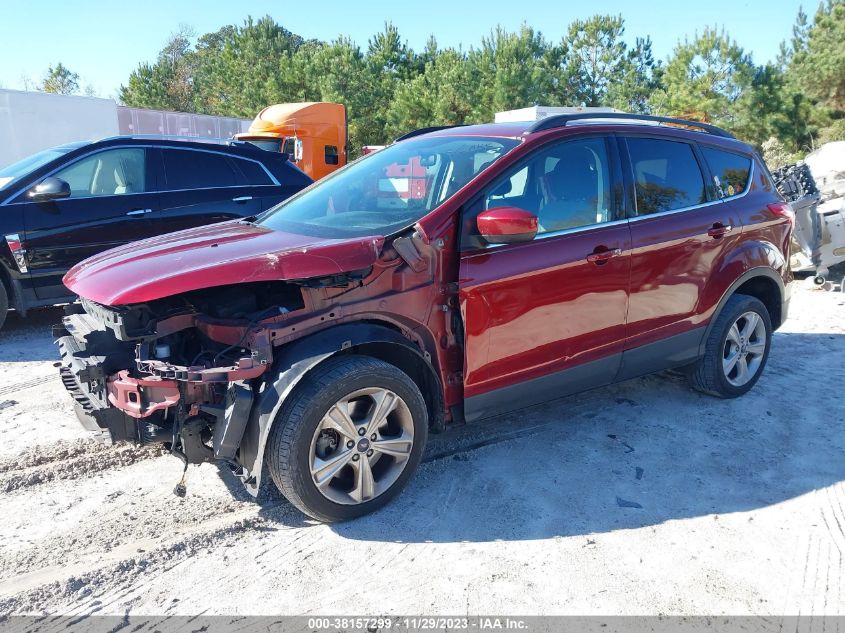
[240,331,845,543]
[0,306,66,362]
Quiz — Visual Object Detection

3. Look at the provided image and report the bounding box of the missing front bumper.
[56,330,166,444]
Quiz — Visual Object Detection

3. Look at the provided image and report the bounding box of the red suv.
[56,114,793,521]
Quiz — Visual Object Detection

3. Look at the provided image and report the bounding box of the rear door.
[154,148,265,235]
[228,154,301,211]
[9,146,159,299]
[698,143,757,239]
[617,134,741,378]
[459,134,631,421]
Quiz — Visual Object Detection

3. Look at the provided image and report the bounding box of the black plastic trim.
[464,354,621,423]
[701,268,787,351]
[616,327,705,382]
[237,322,441,494]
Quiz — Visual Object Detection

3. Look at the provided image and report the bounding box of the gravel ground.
[0,281,843,617]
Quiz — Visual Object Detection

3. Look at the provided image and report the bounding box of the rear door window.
[626,137,706,215]
[701,146,752,198]
[233,158,273,185]
[162,149,240,190]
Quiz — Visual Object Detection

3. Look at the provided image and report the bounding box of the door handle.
[707,223,733,238]
[126,208,153,216]
[232,196,253,203]
[586,247,622,264]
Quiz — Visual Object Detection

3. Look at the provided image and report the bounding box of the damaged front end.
[55,280,307,487]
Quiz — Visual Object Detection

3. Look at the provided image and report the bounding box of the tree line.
[110,2,843,163]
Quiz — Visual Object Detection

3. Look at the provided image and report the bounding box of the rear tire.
[266,355,428,522]
[0,282,8,331]
[689,294,772,398]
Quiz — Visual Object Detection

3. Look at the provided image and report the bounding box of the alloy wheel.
[722,311,768,387]
[308,387,415,505]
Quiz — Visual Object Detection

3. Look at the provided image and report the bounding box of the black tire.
[0,281,8,331]
[689,294,772,398]
[266,355,428,522]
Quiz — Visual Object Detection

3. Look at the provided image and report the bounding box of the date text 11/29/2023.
[307,617,529,631]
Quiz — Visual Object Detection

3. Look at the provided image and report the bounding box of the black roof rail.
[96,134,289,161]
[394,125,465,142]
[526,113,735,138]
[101,134,237,144]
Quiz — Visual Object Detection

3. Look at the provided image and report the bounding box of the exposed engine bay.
[55,278,348,494]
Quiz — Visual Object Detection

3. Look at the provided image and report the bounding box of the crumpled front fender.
[236,322,434,497]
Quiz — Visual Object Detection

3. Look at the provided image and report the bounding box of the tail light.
[767,201,795,222]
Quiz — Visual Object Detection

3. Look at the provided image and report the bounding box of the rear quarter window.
[626,137,706,216]
[701,146,752,198]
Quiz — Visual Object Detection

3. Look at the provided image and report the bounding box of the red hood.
[64,221,385,305]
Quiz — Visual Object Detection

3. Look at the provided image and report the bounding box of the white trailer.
[0,89,119,168]
[0,89,250,168]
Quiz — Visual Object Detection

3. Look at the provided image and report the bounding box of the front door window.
[463,136,617,250]
[53,148,146,197]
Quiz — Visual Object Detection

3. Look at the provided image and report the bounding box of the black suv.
[0,136,312,329]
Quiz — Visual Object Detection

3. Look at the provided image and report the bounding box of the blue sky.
[0,0,806,99]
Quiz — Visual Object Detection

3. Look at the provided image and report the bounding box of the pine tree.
[40,63,80,95]
[650,27,755,130]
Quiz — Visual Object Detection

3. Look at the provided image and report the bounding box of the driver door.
[8,147,159,299]
[459,135,632,421]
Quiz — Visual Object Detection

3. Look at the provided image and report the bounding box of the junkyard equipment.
[774,142,845,286]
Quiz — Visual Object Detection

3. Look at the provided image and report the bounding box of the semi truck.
[235,102,347,180]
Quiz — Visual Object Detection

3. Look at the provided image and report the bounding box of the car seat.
[539,147,599,231]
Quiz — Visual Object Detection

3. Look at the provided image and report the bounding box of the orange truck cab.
[235,102,347,180]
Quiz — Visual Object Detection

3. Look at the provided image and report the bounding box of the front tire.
[689,294,772,398]
[266,355,428,522]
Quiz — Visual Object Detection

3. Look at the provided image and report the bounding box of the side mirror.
[29,177,71,201]
[477,206,538,244]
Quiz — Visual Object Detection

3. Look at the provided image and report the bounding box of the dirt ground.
[0,281,843,617]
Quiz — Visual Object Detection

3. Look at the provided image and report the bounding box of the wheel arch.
[0,260,26,315]
[732,274,784,329]
[236,321,443,497]
[699,267,785,356]
[0,262,10,300]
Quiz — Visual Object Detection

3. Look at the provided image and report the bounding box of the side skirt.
[616,326,705,382]
[463,354,621,423]
[463,326,705,423]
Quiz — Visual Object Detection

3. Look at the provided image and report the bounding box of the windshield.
[0,146,76,191]
[242,138,283,153]
[257,135,519,238]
